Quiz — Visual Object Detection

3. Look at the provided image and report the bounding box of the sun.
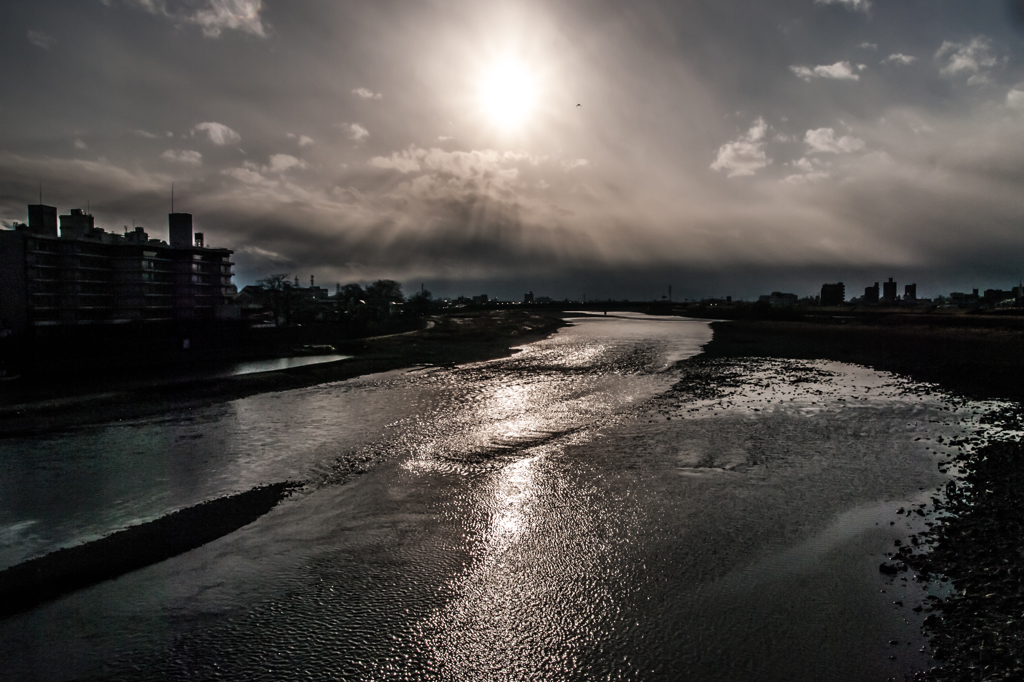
[479,59,536,130]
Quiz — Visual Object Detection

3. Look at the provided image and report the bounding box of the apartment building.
[0,205,236,335]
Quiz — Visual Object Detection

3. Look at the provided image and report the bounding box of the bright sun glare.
[479,59,536,130]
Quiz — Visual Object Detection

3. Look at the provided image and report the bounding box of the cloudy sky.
[3,0,1024,300]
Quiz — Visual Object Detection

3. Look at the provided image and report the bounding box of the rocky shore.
[704,319,1024,681]
[897,434,1024,681]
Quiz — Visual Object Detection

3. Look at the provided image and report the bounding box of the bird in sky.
[576,103,581,107]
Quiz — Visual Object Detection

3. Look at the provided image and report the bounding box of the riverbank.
[0,311,566,438]
[702,318,1024,403]
[702,318,1024,681]
[0,311,566,621]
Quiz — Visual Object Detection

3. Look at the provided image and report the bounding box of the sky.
[3,0,1024,301]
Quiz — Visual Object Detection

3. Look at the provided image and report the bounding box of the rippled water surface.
[0,313,996,681]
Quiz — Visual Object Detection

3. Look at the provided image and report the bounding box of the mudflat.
[704,318,1024,681]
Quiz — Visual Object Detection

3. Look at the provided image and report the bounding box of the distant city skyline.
[3,1,1024,301]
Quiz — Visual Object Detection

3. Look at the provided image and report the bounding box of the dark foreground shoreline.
[0,311,566,438]
[704,319,1024,681]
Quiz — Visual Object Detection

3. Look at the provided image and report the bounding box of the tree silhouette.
[365,279,403,317]
[337,283,366,313]
[258,273,292,327]
[407,288,433,317]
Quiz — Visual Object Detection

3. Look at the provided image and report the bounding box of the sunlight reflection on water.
[1,314,1007,682]
[226,354,351,376]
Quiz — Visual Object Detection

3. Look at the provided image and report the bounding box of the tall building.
[0,205,236,336]
[27,204,57,235]
[820,282,845,306]
[59,208,94,239]
[904,283,917,301]
[864,282,880,303]
[882,277,897,303]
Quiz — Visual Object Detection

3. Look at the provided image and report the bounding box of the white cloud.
[1008,88,1024,109]
[366,147,540,205]
[783,157,830,184]
[419,148,529,178]
[193,0,266,38]
[240,244,287,261]
[160,149,203,165]
[344,123,369,141]
[790,62,861,81]
[352,87,383,100]
[369,148,423,173]
[804,128,866,154]
[26,30,56,50]
[858,42,878,51]
[936,37,1000,85]
[710,117,771,178]
[882,53,917,65]
[438,135,454,141]
[74,139,88,150]
[193,121,241,145]
[791,158,814,173]
[368,147,534,205]
[131,129,159,139]
[297,135,314,147]
[815,0,871,12]
[266,154,307,173]
[560,158,590,172]
[221,162,315,202]
[120,0,266,38]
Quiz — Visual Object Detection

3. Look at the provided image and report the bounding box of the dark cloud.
[3,0,1024,300]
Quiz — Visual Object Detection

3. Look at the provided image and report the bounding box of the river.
[0,313,986,680]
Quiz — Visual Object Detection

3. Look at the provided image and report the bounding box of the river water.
[0,313,988,681]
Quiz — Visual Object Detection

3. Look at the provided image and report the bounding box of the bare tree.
[258,273,292,327]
